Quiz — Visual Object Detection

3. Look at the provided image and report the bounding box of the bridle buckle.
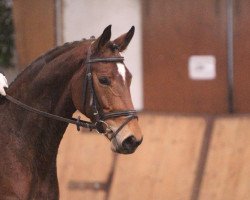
[94,120,112,134]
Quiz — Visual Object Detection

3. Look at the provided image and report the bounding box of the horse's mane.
[10,39,92,87]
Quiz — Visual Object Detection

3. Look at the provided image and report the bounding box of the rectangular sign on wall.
[188,55,216,80]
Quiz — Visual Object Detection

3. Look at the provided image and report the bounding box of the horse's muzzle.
[111,135,143,154]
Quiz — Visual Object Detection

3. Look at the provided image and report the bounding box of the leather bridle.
[5,45,138,141]
[81,47,138,140]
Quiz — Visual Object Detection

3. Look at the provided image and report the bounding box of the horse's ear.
[113,26,135,52]
[92,25,112,52]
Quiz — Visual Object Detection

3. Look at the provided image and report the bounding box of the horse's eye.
[98,77,111,85]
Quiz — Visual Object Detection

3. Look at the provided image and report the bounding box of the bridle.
[5,45,138,141]
[82,47,138,140]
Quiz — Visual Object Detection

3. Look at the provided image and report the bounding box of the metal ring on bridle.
[94,120,113,134]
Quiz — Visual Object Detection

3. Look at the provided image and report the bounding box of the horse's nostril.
[122,136,139,151]
[137,137,143,146]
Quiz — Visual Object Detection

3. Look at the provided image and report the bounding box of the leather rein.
[5,46,138,141]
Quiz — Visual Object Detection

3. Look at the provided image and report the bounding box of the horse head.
[71,25,143,154]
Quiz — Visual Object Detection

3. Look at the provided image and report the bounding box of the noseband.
[5,45,138,141]
[82,47,138,140]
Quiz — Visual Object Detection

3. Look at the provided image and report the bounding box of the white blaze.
[117,63,126,82]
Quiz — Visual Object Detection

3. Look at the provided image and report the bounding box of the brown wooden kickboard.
[109,114,206,200]
[199,117,250,200]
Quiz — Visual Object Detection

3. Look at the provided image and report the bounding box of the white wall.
[62,0,143,110]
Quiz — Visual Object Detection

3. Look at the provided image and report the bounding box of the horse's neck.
[4,52,83,170]
[9,52,83,115]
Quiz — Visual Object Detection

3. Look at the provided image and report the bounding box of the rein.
[5,45,138,141]
[5,94,96,131]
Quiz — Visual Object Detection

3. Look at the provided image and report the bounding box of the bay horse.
[0,25,143,199]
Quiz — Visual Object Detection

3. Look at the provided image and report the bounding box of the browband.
[85,57,124,63]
